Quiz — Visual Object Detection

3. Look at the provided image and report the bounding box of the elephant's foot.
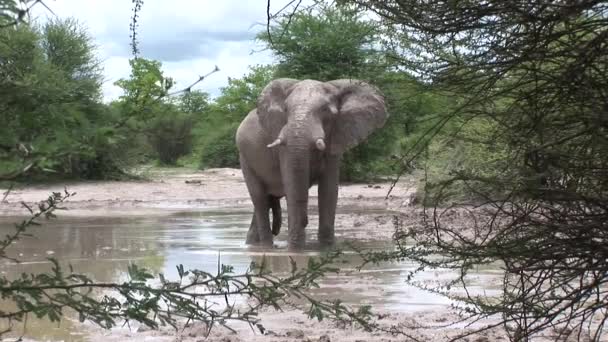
[259,240,274,248]
[245,234,259,245]
[257,230,274,248]
[287,236,306,251]
[246,229,274,247]
[246,226,260,245]
[246,237,274,248]
[318,227,335,247]
[287,243,305,251]
[318,236,335,247]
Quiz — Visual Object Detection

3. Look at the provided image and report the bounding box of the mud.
[0,167,512,342]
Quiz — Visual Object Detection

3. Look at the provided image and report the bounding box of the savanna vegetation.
[1,0,607,341]
[1,0,448,183]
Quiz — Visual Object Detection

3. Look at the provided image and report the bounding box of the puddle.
[0,209,503,341]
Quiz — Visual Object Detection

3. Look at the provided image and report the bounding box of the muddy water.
[0,209,502,341]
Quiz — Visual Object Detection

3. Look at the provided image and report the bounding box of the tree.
[258,3,381,81]
[0,18,129,179]
[343,0,608,340]
[259,2,445,181]
[175,90,210,115]
[113,58,199,166]
[114,58,174,122]
[197,64,276,168]
[0,0,48,29]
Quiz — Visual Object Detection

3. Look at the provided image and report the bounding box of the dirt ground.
[0,167,418,216]
[1,167,512,342]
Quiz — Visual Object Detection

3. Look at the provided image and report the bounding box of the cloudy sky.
[31,0,309,102]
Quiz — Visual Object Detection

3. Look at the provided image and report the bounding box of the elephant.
[235,78,388,250]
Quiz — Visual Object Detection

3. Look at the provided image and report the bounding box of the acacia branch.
[165,65,220,97]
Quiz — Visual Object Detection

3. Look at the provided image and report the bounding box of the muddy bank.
[1,167,417,217]
[0,167,512,342]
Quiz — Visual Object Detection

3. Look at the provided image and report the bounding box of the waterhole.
[0,209,502,341]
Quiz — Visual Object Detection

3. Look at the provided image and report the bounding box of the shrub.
[413,116,511,205]
[147,112,194,165]
[199,124,240,169]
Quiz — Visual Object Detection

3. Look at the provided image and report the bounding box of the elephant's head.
[256,78,388,248]
[257,78,387,155]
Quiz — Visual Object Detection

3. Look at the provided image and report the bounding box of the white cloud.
[31,0,308,102]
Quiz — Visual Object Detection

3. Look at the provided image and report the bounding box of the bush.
[340,130,398,183]
[147,112,194,165]
[0,19,135,180]
[199,124,240,169]
[413,116,511,205]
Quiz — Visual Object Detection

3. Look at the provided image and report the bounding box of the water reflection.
[0,209,502,341]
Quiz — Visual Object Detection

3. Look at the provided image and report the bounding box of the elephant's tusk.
[315,138,326,151]
[329,104,338,115]
[267,138,283,148]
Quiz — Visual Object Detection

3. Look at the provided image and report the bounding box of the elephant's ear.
[327,79,388,155]
[257,78,299,139]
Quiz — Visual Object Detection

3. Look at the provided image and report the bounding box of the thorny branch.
[166,65,220,97]
[264,0,307,50]
[347,1,608,340]
[0,0,53,29]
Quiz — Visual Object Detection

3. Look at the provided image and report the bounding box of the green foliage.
[199,123,240,168]
[147,110,194,165]
[0,18,131,180]
[210,64,276,119]
[195,65,275,169]
[258,3,448,182]
[113,58,204,166]
[414,116,511,204]
[114,58,174,122]
[258,3,381,81]
[175,90,210,114]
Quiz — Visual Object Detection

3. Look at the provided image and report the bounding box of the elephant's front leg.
[318,155,340,246]
[240,156,274,247]
[252,200,273,246]
[245,213,259,244]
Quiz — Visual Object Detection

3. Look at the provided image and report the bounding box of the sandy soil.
[1,167,417,217]
[0,168,516,342]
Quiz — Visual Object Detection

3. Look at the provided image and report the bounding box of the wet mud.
[0,168,511,341]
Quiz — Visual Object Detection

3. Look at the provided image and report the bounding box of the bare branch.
[165,65,220,97]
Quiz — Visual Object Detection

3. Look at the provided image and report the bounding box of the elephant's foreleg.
[318,155,340,246]
[240,155,274,246]
[253,200,273,246]
[246,213,259,244]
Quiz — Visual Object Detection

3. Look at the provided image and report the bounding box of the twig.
[0,0,53,28]
[165,65,220,97]
[2,183,14,203]
[264,0,303,49]
[266,0,274,47]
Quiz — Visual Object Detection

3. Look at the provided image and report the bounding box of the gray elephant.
[235,78,388,250]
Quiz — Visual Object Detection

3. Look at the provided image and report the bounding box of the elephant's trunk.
[279,110,327,249]
[282,137,311,250]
